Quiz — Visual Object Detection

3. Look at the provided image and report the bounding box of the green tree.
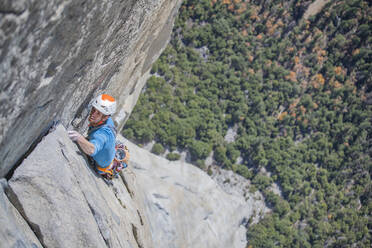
[166,152,181,161]
[152,143,165,155]
[189,140,211,160]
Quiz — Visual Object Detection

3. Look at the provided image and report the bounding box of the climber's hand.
[68,130,83,142]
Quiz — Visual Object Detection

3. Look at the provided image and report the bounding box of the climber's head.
[89,94,116,125]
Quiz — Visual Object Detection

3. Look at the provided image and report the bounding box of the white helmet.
[92,94,116,115]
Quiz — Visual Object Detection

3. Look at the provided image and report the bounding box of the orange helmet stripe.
[101,94,115,102]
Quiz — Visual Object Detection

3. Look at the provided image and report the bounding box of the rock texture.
[303,0,331,20]
[0,0,182,177]
[122,137,268,248]
[6,125,152,248]
[0,179,43,248]
[210,166,270,224]
[1,124,268,248]
[0,2,269,245]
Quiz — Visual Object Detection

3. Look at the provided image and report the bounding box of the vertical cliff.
[0,0,182,177]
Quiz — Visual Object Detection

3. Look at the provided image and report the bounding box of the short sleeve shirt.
[88,117,116,168]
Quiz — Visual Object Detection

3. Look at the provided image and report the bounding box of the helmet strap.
[89,115,109,127]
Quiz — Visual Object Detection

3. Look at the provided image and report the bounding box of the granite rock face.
[0,179,42,248]
[122,137,268,248]
[6,125,152,248]
[210,166,270,224]
[0,0,182,177]
[1,124,268,248]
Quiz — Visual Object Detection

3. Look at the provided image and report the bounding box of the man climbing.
[68,94,128,179]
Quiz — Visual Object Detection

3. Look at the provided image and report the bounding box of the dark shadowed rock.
[0,0,27,15]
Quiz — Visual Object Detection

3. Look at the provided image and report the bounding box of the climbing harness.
[96,141,129,180]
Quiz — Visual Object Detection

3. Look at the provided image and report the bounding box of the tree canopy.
[123,0,371,246]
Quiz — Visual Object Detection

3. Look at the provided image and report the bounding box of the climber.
[68,94,125,179]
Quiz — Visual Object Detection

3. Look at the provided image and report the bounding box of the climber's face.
[89,107,108,125]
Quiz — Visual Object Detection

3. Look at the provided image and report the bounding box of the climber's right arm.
[68,131,95,155]
[77,137,95,155]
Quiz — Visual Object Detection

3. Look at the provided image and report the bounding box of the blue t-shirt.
[88,117,116,168]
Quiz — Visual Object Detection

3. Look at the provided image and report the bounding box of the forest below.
[123,0,371,247]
